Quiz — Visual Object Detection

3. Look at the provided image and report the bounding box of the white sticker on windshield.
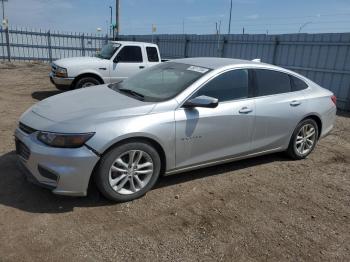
[187,66,209,74]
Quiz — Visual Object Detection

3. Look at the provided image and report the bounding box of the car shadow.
[31,90,64,101]
[0,150,289,214]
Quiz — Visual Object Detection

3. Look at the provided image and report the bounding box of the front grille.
[15,139,31,160]
[19,122,37,134]
[51,64,57,76]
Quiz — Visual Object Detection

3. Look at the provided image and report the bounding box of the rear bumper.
[49,72,74,90]
[15,127,100,196]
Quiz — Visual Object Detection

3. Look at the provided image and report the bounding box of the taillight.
[331,95,337,106]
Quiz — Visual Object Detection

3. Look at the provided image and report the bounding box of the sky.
[3,0,350,35]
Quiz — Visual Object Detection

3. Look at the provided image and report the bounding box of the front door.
[110,45,146,83]
[175,69,255,169]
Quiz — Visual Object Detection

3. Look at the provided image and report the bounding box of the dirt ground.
[0,62,349,262]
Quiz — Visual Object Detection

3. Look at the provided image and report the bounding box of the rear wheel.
[287,118,319,160]
[74,76,101,89]
[95,142,161,202]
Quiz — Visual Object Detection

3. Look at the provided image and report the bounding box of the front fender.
[85,112,176,171]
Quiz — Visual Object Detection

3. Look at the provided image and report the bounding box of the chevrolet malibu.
[15,58,336,202]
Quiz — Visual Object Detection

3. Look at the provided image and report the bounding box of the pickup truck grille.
[51,64,57,76]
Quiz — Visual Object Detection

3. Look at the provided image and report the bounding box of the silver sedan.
[15,58,336,202]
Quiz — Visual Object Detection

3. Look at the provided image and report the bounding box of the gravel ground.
[0,62,349,262]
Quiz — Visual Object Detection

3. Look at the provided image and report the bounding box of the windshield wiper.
[118,88,145,100]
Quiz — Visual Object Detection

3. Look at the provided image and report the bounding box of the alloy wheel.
[294,123,316,155]
[108,150,154,195]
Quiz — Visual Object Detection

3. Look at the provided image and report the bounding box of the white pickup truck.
[49,41,162,90]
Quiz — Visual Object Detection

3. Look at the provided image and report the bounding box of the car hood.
[54,56,107,68]
[25,85,155,132]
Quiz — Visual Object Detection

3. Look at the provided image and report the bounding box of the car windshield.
[96,43,120,59]
[109,62,210,102]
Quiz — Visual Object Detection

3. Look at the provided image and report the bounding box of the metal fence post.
[47,30,52,63]
[221,37,227,57]
[272,36,279,65]
[81,33,85,56]
[184,36,189,58]
[5,27,11,61]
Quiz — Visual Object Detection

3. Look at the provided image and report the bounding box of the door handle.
[239,107,253,114]
[290,100,301,107]
[139,66,145,69]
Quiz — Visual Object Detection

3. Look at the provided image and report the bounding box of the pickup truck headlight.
[55,66,68,78]
[37,132,95,148]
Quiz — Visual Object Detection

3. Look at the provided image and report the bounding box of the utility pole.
[109,6,112,38]
[228,0,232,34]
[182,18,185,35]
[115,0,120,37]
[216,20,221,56]
[1,0,8,21]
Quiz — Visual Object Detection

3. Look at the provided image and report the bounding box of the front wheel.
[95,142,161,202]
[74,76,101,89]
[287,118,319,160]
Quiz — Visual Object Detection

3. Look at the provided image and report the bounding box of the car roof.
[171,57,267,69]
[110,41,158,47]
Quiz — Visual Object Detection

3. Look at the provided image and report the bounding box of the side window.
[290,75,308,91]
[194,69,249,102]
[254,69,291,96]
[146,47,159,62]
[116,46,143,62]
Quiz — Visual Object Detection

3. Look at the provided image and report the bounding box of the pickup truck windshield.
[109,62,210,102]
[96,43,120,59]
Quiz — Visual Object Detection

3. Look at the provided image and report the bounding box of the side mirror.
[183,95,219,109]
[113,56,119,63]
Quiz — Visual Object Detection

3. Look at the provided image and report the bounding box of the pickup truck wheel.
[75,77,101,89]
[95,142,161,202]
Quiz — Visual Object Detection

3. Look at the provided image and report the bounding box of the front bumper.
[15,127,100,196]
[49,72,74,89]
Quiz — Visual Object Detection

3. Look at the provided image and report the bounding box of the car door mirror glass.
[183,95,219,109]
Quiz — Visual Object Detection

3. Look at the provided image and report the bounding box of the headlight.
[37,132,95,148]
[55,66,67,78]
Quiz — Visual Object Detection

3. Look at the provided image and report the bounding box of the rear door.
[251,69,308,152]
[175,69,255,169]
[109,45,147,82]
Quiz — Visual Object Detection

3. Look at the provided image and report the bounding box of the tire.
[286,118,319,160]
[74,76,101,89]
[95,142,161,202]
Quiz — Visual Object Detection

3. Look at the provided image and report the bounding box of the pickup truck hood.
[26,85,155,132]
[54,56,107,68]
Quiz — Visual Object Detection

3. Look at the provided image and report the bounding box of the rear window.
[116,46,143,62]
[290,75,308,91]
[146,47,159,62]
[254,69,291,96]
